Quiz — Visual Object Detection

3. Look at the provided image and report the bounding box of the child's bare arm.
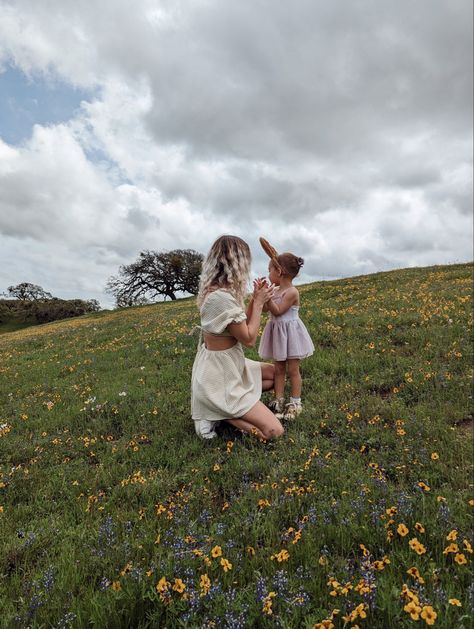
[266,288,299,317]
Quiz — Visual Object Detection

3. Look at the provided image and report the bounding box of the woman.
[191,235,284,440]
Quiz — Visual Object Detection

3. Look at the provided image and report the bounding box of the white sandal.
[194,419,219,439]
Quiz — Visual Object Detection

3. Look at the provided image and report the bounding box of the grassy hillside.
[0,262,473,628]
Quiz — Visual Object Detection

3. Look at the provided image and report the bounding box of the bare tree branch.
[105,249,203,307]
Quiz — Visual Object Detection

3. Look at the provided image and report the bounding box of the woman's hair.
[197,235,252,307]
[274,252,304,279]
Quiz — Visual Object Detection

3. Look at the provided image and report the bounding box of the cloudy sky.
[0,0,472,308]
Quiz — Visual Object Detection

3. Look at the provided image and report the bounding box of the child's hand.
[253,283,275,305]
[252,277,269,295]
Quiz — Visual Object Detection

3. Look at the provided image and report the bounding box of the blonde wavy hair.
[197,235,252,307]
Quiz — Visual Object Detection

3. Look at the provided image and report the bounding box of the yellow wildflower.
[120,563,132,576]
[271,549,290,562]
[446,529,458,541]
[211,545,223,558]
[172,578,186,593]
[397,523,409,537]
[404,600,422,621]
[448,598,461,606]
[111,581,121,591]
[407,567,425,584]
[420,605,437,625]
[409,538,427,555]
[443,543,459,554]
[220,558,232,572]
[156,576,170,594]
[199,574,211,596]
[262,591,276,615]
[454,553,468,565]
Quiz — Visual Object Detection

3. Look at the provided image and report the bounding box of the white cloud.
[0,0,472,306]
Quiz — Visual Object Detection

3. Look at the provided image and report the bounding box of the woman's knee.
[262,423,284,440]
[261,363,275,381]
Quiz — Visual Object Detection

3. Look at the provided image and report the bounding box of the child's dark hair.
[275,252,304,279]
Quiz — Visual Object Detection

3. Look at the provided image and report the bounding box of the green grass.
[0,321,35,335]
[0,262,473,628]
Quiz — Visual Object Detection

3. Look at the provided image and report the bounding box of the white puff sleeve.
[200,290,247,334]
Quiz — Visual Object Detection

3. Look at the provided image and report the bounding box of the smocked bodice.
[270,289,300,321]
[271,305,300,321]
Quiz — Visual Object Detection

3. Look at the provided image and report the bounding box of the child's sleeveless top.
[258,289,314,362]
[191,289,262,422]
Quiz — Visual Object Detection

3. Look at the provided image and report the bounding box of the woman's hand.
[252,277,269,296]
[253,282,275,305]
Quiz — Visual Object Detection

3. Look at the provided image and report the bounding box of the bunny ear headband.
[259,237,282,272]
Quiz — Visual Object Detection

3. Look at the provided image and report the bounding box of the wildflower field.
[0,262,473,629]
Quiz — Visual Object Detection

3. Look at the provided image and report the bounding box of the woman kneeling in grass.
[191,235,284,441]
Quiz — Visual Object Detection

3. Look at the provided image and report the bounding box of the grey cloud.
[126,206,160,230]
[144,0,472,163]
[388,165,441,189]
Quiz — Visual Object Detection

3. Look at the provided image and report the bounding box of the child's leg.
[274,360,287,399]
[287,359,302,398]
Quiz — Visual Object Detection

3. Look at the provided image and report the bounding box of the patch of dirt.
[369,385,394,400]
[453,414,474,433]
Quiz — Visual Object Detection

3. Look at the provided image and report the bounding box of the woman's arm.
[247,278,269,317]
[246,295,254,319]
[228,285,273,347]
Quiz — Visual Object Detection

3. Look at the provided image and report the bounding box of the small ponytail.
[276,252,304,279]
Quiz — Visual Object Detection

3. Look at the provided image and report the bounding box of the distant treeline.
[0,298,101,325]
[0,283,100,326]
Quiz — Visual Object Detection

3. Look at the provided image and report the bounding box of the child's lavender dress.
[258,289,314,362]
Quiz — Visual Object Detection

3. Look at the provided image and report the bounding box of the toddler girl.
[258,246,314,420]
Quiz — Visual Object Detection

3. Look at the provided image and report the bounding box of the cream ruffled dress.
[191,289,262,422]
